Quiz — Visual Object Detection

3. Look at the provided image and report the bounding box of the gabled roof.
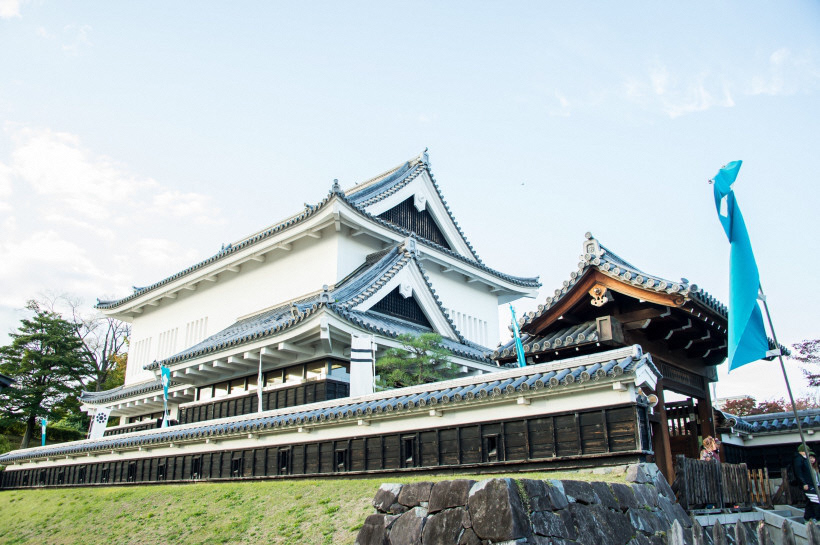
[96,153,538,311]
[717,409,820,435]
[0,345,657,465]
[345,150,481,262]
[141,241,490,371]
[519,233,727,330]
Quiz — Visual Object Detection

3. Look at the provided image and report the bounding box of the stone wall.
[355,464,692,545]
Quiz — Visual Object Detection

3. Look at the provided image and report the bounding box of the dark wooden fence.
[178,379,349,425]
[1,404,650,489]
[674,455,753,511]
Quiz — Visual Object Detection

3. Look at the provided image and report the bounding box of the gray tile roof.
[492,320,599,361]
[719,409,820,435]
[518,232,727,329]
[140,242,491,371]
[96,152,538,311]
[0,346,657,464]
[79,379,166,404]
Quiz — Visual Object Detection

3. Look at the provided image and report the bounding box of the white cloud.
[548,90,571,117]
[7,125,154,220]
[748,48,820,97]
[150,190,224,225]
[0,124,225,323]
[624,63,735,118]
[0,0,20,19]
[61,24,92,56]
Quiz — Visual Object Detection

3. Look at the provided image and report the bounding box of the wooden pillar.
[652,381,675,483]
[697,385,719,460]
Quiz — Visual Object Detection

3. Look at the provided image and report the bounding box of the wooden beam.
[182,285,197,291]
[277,243,292,251]
[226,265,240,273]
[306,230,322,239]
[249,255,265,263]
[277,342,313,356]
[203,276,218,283]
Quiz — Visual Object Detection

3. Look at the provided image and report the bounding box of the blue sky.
[1,1,819,402]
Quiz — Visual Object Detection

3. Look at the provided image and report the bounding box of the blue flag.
[160,366,171,427]
[509,304,527,368]
[712,161,769,371]
[41,417,47,446]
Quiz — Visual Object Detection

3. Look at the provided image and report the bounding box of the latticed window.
[370,288,432,328]
[378,197,451,249]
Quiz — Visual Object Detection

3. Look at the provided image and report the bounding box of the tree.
[375,333,459,389]
[0,301,94,448]
[722,396,756,416]
[792,339,820,387]
[40,294,130,392]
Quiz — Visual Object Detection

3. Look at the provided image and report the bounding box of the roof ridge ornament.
[320,285,332,304]
[582,232,603,261]
[331,178,344,196]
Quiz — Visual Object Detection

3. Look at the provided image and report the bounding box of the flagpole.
[758,285,818,490]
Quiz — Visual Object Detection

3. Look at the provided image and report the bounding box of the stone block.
[456,528,483,545]
[557,508,577,541]
[421,507,464,545]
[398,481,434,507]
[428,479,476,514]
[531,510,569,539]
[653,472,676,501]
[356,514,388,545]
[388,503,409,515]
[628,507,666,535]
[388,507,426,545]
[560,480,600,505]
[467,479,531,543]
[374,483,403,513]
[589,481,620,510]
[610,483,639,511]
[591,503,636,545]
[625,463,654,484]
[657,495,692,529]
[522,479,569,512]
[630,483,658,509]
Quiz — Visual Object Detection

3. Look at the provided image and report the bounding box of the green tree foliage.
[0,301,94,448]
[375,333,459,389]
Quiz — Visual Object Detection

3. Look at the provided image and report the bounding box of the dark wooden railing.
[674,455,753,511]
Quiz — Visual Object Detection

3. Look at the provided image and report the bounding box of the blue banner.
[712,161,770,371]
[509,305,527,368]
[160,366,171,427]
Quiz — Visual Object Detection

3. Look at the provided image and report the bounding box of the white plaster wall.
[336,232,383,282]
[425,267,500,347]
[125,235,339,385]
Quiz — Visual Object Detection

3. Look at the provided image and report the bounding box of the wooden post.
[757,520,772,545]
[807,520,820,545]
[783,521,797,545]
[713,520,726,545]
[652,382,675,483]
[692,520,706,545]
[734,521,748,545]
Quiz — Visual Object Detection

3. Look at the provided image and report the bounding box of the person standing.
[700,436,721,462]
[794,444,820,522]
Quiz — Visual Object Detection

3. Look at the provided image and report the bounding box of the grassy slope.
[0,470,625,545]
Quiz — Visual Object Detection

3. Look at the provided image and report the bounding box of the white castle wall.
[125,234,340,385]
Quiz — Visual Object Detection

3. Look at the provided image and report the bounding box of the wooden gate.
[674,455,753,511]
[667,400,699,461]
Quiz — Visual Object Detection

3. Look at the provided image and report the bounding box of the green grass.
[0,469,625,545]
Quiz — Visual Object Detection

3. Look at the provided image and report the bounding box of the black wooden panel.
[439,429,459,465]
[503,420,527,461]
[420,431,438,467]
[554,415,580,457]
[383,435,400,469]
[305,444,320,474]
[460,426,481,464]
[580,412,606,454]
[351,438,366,472]
[607,407,638,452]
[320,442,333,474]
[367,436,383,470]
[378,197,452,250]
[528,417,554,458]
